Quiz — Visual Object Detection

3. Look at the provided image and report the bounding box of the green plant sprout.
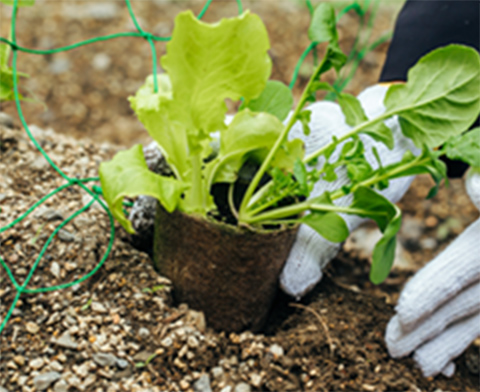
[100,4,480,284]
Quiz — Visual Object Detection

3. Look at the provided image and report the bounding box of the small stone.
[83,374,96,388]
[211,367,224,380]
[41,209,64,221]
[420,237,437,250]
[67,375,81,388]
[50,262,61,279]
[26,322,40,334]
[86,3,119,19]
[425,215,438,228]
[7,360,17,369]
[74,363,89,378]
[56,353,67,363]
[54,332,78,350]
[53,379,68,392]
[31,156,49,171]
[91,302,107,313]
[193,374,212,392]
[269,343,284,358]
[179,379,190,390]
[185,310,206,332]
[0,112,14,128]
[0,387,8,392]
[57,229,75,243]
[138,327,150,340]
[220,387,232,392]
[49,57,70,74]
[93,353,117,367]
[33,371,61,390]
[30,357,45,370]
[161,336,173,348]
[49,361,63,372]
[234,383,251,392]
[116,359,128,369]
[187,335,199,349]
[13,355,25,366]
[250,373,262,387]
[133,351,154,362]
[92,53,111,71]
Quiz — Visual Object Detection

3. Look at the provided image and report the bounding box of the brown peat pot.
[153,204,298,332]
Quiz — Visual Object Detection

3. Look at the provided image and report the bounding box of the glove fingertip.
[441,362,456,378]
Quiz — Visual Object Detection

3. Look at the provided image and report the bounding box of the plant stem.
[303,111,390,164]
[186,152,205,213]
[228,183,239,220]
[244,199,387,225]
[243,201,311,224]
[247,183,299,217]
[239,54,331,220]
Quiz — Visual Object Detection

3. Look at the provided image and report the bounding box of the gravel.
[33,371,62,391]
[53,332,78,350]
[0,119,477,392]
[93,353,118,368]
[234,382,252,392]
[53,379,68,392]
[193,374,212,392]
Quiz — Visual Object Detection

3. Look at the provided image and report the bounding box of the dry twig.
[289,302,335,356]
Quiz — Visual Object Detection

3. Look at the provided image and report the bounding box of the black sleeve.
[380,0,479,82]
[380,0,479,178]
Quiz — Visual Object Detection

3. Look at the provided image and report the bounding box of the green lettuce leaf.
[129,74,190,181]
[349,186,402,283]
[206,109,286,185]
[384,45,480,148]
[99,145,187,234]
[444,127,480,168]
[308,3,338,43]
[240,80,293,121]
[161,10,272,145]
[337,93,394,149]
[303,193,349,243]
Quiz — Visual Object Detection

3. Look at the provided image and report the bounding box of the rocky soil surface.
[1,1,479,391]
[1,116,479,392]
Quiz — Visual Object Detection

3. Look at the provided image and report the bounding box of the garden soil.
[0,0,402,146]
[1,1,480,391]
[1,119,479,391]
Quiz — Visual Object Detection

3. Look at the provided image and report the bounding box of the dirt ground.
[1,121,479,391]
[1,1,480,391]
[0,0,402,145]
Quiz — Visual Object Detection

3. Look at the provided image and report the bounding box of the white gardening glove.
[385,168,480,378]
[280,85,419,298]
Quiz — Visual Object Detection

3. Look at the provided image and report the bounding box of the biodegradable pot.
[153,204,298,332]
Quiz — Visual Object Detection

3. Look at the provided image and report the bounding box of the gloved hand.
[385,168,480,378]
[280,84,419,298]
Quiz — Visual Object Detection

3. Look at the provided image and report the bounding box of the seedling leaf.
[99,145,187,233]
[241,80,293,121]
[384,45,480,148]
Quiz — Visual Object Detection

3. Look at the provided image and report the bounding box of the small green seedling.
[142,284,165,294]
[100,4,480,284]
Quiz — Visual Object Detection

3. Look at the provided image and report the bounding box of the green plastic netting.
[0,0,385,334]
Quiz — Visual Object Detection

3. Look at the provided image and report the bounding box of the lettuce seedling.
[100,4,480,284]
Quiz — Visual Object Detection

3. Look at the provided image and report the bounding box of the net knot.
[142,32,155,41]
